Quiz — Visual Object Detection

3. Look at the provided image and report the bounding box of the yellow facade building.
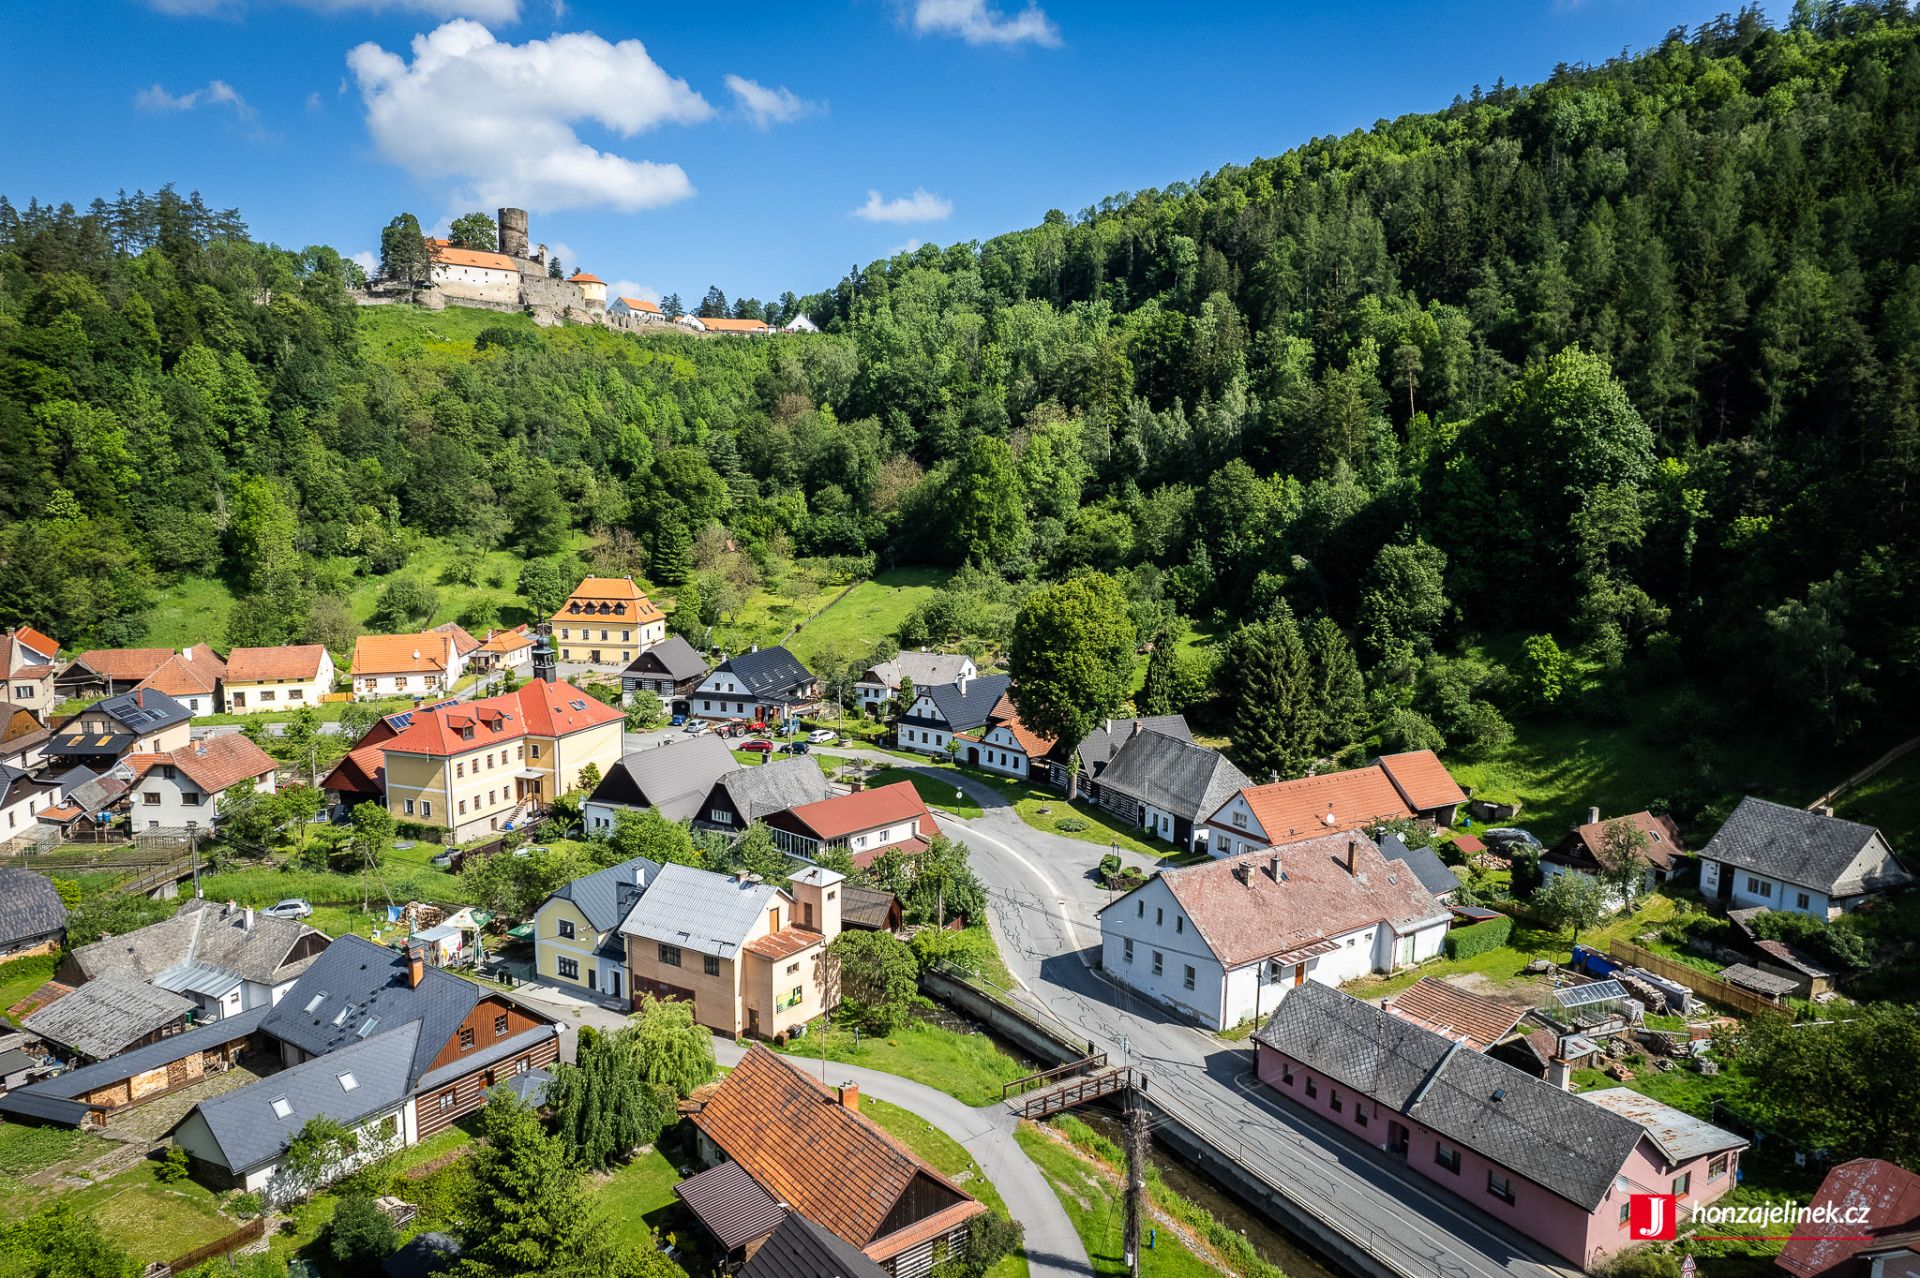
[551,577,666,671]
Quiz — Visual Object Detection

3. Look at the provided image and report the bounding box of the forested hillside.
[2,4,1917,822]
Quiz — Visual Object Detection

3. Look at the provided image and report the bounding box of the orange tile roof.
[1557,811,1685,872]
[430,244,518,273]
[744,926,823,961]
[134,650,223,697]
[431,622,482,657]
[700,317,771,333]
[350,633,455,677]
[478,626,531,654]
[1384,976,1526,1051]
[1374,750,1468,813]
[226,644,329,683]
[985,693,1055,758]
[552,577,665,625]
[1230,766,1416,846]
[514,679,624,738]
[784,782,932,842]
[8,626,59,663]
[568,272,603,284]
[376,681,620,758]
[616,296,661,313]
[128,733,277,795]
[690,1046,983,1254]
[69,647,185,682]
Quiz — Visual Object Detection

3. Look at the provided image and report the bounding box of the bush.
[155,1145,191,1183]
[327,1192,398,1265]
[1444,913,1514,960]
[1055,816,1089,833]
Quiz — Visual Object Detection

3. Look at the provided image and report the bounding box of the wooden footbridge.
[1002,1052,1147,1120]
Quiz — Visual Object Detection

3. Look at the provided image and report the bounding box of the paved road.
[897,790,1580,1278]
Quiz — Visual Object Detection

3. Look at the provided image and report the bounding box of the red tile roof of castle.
[431,244,518,272]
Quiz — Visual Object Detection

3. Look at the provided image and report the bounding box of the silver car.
[261,899,314,920]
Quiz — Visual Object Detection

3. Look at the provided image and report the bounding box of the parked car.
[807,729,838,745]
[1483,827,1543,851]
[780,741,810,755]
[262,899,313,920]
[682,719,711,735]
[741,739,775,753]
[670,713,687,726]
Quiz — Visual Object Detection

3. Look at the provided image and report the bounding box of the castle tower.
[498,207,529,259]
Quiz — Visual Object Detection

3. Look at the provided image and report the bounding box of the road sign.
[1681,1256,1696,1278]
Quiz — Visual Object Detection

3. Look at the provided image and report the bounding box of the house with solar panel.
[41,688,193,773]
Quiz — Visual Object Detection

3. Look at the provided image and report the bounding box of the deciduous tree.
[1008,574,1137,792]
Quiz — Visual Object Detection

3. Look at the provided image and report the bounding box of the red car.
[741,739,774,753]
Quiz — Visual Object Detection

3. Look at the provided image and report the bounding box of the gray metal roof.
[619,862,785,958]
[488,1067,551,1108]
[260,935,480,1087]
[0,868,66,949]
[1094,730,1249,822]
[1718,963,1798,997]
[1070,715,1193,769]
[155,961,245,999]
[1256,981,1647,1211]
[920,674,1010,732]
[1703,796,1911,897]
[185,1020,422,1173]
[414,1024,556,1093]
[1580,1088,1746,1163]
[860,652,972,690]
[742,1212,889,1278]
[91,688,193,733]
[23,973,192,1059]
[714,646,814,699]
[589,734,737,822]
[677,1159,787,1250]
[719,756,832,824]
[624,635,708,682]
[1378,833,1462,899]
[0,1089,98,1124]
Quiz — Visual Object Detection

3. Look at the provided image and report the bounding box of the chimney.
[957,670,969,695]
[407,947,426,988]
[244,906,254,931]
[1132,719,1144,737]
[1234,863,1250,887]
[1587,806,1601,827]
[1266,853,1281,881]
[836,1081,860,1112]
[1816,804,1835,818]
[1105,718,1113,735]
[634,865,647,887]
[181,647,192,662]
[1346,838,1358,875]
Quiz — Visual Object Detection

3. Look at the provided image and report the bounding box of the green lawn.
[1836,747,1920,853]
[49,1160,237,1267]
[0,952,59,1022]
[1013,1124,1227,1278]
[862,1098,1027,1278]
[864,754,1177,857]
[591,1145,683,1252]
[0,1122,113,1179]
[194,858,480,940]
[784,569,954,668]
[866,767,986,819]
[771,1017,1028,1108]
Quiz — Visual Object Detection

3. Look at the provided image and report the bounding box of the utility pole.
[1123,1091,1147,1278]
[189,827,201,898]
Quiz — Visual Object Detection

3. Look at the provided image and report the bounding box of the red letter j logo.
[1630,1194,1677,1241]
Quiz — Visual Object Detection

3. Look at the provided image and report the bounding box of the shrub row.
[1443,913,1514,960]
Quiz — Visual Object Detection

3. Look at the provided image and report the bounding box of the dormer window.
[460,726,474,741]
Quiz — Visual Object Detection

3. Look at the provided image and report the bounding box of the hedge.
[1443,914,1513,960]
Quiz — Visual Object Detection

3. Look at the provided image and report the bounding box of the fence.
[1607,940,1783,1017]
[159,1217,266,1275]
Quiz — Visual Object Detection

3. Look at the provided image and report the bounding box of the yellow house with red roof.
[551,576,665,671]
[378,678,624,841]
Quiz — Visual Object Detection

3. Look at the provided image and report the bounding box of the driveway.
[713,1039,1090,1278]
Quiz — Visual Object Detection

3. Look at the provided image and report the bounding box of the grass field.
[12,1159,239,1267]
[591,1145,683,1252]
[866,767,986,819]
[0,953,59,1023]
[860,753,1177,857]
[1013,1123,1228,1278]
[863,1097,1027,1278]
[1836,747,1920,852]
[771,1017,1028,1108]
[0,1122,113,1179]
[783,568,954,667]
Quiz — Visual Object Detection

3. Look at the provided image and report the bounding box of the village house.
[1541,808,1688,910]
[582,733,736,832]
[131,647,227,718]
[609,296,664,323]
[125,733,279,833]
[552,576,666,670]
[34,768,127,843]
[693,755,833,834]
[1082,725,1250,853]
[60,896,329,1023]
[897,671,1008,758]
[1779,1157,1920,1278]
[0,1003,260,1127]
[431,621,484,665]
[472,625,532,672]
[691,645,819,723]
[1700,797,1912,918]
[42,688,194,772]
[360,677,624,842]
[2,626,60,718]
[1045,713,1193,794]
[765,781,941,868]
[1380,976,1527,1052]
[700,316,773,336]
[966,693,1054,781]
[223,645,336,714]
[853,651,975,714]
[1097,830,1451,1030]
[23,973,195,1063]
[0,763,59,847]
[685,1045,986,1277]
[1254,982,1747,1268]
[167,936,559,1199]
[1203,750,1468,859]
[620,634,707,712]
[532,855,658,1003]
[0,867,66,959]
[55,644,222,703]
[349,631,465,701]
[0,700,51,770]
[1377,831,1464,903]
[620,863,843,1038]
[738,1213,890,1278]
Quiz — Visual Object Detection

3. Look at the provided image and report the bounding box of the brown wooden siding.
[423,996,546,1073]
[415,1035,559,1138]
[875,1174,966,1242]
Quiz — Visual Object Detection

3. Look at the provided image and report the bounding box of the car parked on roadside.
[780,741,810,755]
[670,714,687,726]
[262,899,313,920]
[807,729,838,745]
[682,719,711,735]
[741,739,775,753]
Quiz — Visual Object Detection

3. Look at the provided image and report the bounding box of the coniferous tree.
[650,519,692,586]
[460,1093,635,1278]
[1221,611,1318,782]
[1137,630,1181,716]
[378,212,429,287]
[1305,614,1367,758]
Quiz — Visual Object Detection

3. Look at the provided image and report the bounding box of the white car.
[261,899,313,920]
[807,729,838,745]
[682,719,712,735]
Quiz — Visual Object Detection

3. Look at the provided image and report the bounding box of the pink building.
[1254,982,1746,1269]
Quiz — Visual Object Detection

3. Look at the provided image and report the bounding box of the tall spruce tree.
[1137,630,1181,716]
[460,1093,630,1278]
[650,519,692,586]
[1305,614,1367,758]
[1221,611,1318,782]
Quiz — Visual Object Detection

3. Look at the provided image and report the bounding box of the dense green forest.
[2,3,1917,823]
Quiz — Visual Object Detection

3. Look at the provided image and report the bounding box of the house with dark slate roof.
[1083,726,1250,853]
[582,734,737,832]
[691,646,818,723]
[1700,797,1912,918]
[1378,832,1462,902]
[620,634,709,711]
[0,867,65,959]
[532,855,660,1002]
[741,1212,891,1278]
[897,672,1010,758]
[1253,981,1746,1268]
[694,756,833,833]
[1047,713,1195,794]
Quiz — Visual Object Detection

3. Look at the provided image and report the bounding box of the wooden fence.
[1608,940,1783,1017]
[159,1217,265,1275]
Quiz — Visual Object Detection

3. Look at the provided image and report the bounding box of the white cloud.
[853,187,952,224]
[891,239,924,255]
[146,0,523,19]
[912,0,1059,47]
[724,74,817,129]
[306,90,326,111]
[350,250,380,275]
[134,78,275,139]
[610,279,660,303]
[348,20,711,214]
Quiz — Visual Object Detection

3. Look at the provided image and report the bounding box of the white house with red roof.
[127,734,278,833]
[428,243,521,304]
[609,296,664,324]
[1097,830,1451,1029]
[3,626,60,719]
[1203,750,1468,859]
[763,781,942,868]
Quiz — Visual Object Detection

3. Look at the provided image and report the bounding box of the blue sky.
[4,0,1754,305]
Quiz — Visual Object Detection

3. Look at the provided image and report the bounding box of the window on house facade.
[1709,1154,1729,1182]
[1281,1063,1294,1085]
[558,958,578,979]
[144,792,160,805]
[710,809,732,824]
[458,1027,474,1051]
[421,801,431,817]
[1176,916,1184,933]
[1232,809,1247,829]
[1330,1090,1342,1112]
[1796,892,1811,910]
[1486,1172,1514,1205]
[1672,1172,1691,1198]
[558,919,575,938]
[659,944,682,967]
[438,1092,454,1112]
[1183,965,1195,991]
[1123,938,1134,963]
[1435,1143,1461,1174]
[494,1014,509,1036]
[1749,877,1773,898]
[1304,1076,1317,1098]
[1156,907,1163,926]
[704,955,720,977]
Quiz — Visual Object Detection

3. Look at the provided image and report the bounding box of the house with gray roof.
[0,763,59,852]
[621,634,709,710]
[1087,726,1249,852]
[583,733,736,831]
[1253,981,1746,1267]
[0,1005,268,1126]
[60,896,329,1022]
[42,688,193,769]
[854,651,976,713]
[23,972,193,1062]
[741,1212,890,1278]
[166,934,558,1197]
[1700,796,1911,918]
[897,672,1011,758]
[691,645,818,723]
[695,756,832,832]
[532,855,660,1002]
[0,867,65,959]
[1378,832,1462,901]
